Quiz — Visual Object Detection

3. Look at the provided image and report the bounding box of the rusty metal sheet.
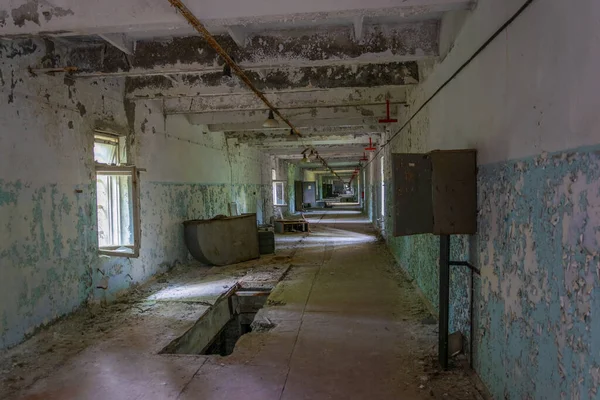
[392,153,433,236]
[430,150,477,235]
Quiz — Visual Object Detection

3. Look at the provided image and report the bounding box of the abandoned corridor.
[1,1,599,398]
[1,208,481,399]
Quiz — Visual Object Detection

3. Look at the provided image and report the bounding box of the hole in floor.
[160,288,273,356]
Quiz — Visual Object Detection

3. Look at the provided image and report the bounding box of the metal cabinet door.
[392,153,433,236]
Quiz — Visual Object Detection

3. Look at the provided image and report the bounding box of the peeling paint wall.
[90,100,271,305]
[376,0,600,398]
[0,39,268,349]
[0,38,127,349]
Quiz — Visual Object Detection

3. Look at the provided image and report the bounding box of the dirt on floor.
[0,252,294,399]
[0,225,490,400]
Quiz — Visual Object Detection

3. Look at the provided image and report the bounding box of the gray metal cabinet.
[392,150,477,236]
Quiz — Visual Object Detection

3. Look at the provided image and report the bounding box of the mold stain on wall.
[0,38,272,350]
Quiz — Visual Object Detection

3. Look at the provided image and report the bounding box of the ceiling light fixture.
[299,149,310,164]
[263,110,280,128]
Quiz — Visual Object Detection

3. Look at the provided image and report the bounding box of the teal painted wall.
[382,146,600,397]
[0,40,269,350]
[473,146,600,398]
[0,179,266,349]
[0,181,97,349]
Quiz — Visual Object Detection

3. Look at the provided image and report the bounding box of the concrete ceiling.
[0,0,475,173]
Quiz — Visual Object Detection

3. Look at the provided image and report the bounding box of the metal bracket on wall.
[438,235,451,370]
[449,261,480,275]
[439,238,481,371]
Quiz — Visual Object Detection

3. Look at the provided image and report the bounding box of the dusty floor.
[0,208,486,399]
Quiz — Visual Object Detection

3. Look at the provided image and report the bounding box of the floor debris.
[0,208,488,399]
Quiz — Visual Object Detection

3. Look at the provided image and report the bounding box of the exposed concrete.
[0,0,473,36]
[225,126,383,139]
[182,104,400,126]
[0,209,484,399]
[227,132,380,146]
[202,117,387,132]
[131,23,438,70]
[119,62,419,93]
[236,136,378,149]
[160,86,406,111]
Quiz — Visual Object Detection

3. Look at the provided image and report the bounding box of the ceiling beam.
[109,61,419,93]
[268,144,366,156]
[226,129,381,141]
[40,23,431,83]
[247,139,375,148]
[129,22,437,71]
[179,104,400,125]
[232,134,380,148]
[292,161,360,168]
[201,117,392,132]
[160,86,406,112]
[0,0,474,36]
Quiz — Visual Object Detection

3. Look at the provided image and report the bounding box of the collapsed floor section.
[161,288,272,356]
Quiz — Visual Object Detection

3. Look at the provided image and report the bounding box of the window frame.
[94,129,141,258]
[272,180,286,206]
[95,165,141,258]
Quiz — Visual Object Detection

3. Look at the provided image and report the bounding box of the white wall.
[402,0,600,161]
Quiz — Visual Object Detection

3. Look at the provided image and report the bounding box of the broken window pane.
[93,134,120,164]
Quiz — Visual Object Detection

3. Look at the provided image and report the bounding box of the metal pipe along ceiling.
[167,0,346,182]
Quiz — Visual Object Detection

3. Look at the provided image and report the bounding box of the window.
[273,181,286,206]
[94,131,140,257]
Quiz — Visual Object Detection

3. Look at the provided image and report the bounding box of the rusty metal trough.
[183,214,260,266]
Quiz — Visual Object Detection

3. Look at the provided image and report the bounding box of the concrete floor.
[2,208,484,399]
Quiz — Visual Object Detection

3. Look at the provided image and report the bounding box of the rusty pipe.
[167,0,301,137]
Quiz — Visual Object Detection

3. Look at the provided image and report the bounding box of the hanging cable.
[361,0,537,169]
